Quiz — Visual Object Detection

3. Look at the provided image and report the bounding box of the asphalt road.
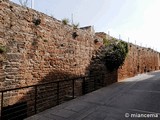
[26,71,160,120]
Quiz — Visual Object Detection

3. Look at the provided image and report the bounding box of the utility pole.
[71,13,74,25]
[119,34,121,40]
[31,0,34,9]
[108,31,110,40]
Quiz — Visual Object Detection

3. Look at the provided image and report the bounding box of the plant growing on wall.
[0,46,6,54]
[103,38,110,46]
[0,45,6,62]
[19,0,28,7]
[102,38,128,71]
[72,23,79,29]
[62,18,69,25]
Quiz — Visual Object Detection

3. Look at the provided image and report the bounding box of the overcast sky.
[11,0,160,51]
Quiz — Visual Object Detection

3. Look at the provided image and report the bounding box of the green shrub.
[103,38,110,46]
[0,46,6,54]
[62,18,69,25]
[72,23,79,29]
[103,39,128,71]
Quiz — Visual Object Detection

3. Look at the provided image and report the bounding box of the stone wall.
[0,1,98,114]
[118,44,160,80]
[95,32,160,81]
[0,0,160,118]
[0,1,96,90]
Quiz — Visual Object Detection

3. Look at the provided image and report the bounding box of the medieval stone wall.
[0,1,95,90]
[118,44,160,80]
[0,1,97,113]
[0,0,160,117]
[95,32,160,81]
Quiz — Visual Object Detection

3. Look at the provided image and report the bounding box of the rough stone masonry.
[0,0,160,117]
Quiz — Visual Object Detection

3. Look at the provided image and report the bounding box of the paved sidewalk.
[25,71,160,120]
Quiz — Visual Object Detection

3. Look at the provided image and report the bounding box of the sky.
[11,0,160,51]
